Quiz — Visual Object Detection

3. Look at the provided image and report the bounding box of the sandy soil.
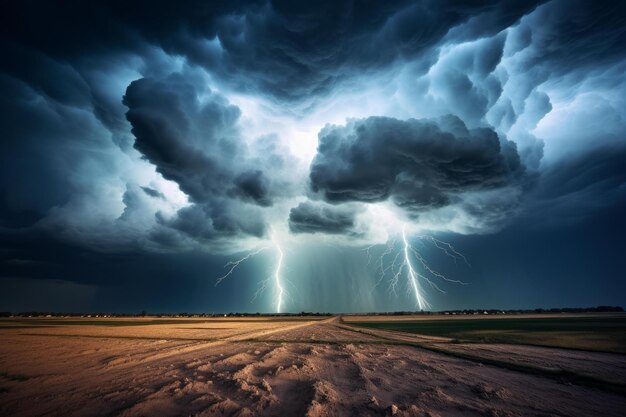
[1,317,625,417]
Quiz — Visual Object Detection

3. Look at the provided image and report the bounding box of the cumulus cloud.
[122,68,303,249]
[288,201,361,235]
[309,115,526,232]
[124,71,245,204]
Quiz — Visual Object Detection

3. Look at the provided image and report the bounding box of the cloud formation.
[288,201,360,235]
[308,115,526,233]
[1,0,544,103]
[123,69,302,247]
[0,0,625,310]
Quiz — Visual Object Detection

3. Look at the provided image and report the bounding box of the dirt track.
[1,317,625,417]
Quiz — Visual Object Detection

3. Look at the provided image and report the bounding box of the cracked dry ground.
[1,317,625,417]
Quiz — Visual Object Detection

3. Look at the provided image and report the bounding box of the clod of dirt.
[198,362,212,372]
[312,381,338,404]
[367,395,380,410]
[472,383,509,401]
[235,406,254,417]
[419,386,453,404]
[261,378,272,393]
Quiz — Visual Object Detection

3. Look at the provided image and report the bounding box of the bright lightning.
[251,275,271,302]
[368,224,468,310]
[213,233,286,312]
[402,225,427,310]
[271,235,285,313]
[216,222,465,313]
[419,235,470,267]
[215,246,268,286]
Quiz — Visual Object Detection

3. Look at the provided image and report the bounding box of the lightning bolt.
[374,240,396,289]
[251,274,271,303]
[215,246,268,286]
[271,235,285,313]
[367,224,468,310]
[402,225,428,310]
[214,232,286,312]
[419,235,470,266]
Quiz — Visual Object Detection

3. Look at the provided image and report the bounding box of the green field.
[349,315,626,354]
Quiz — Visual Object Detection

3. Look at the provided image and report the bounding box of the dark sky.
[1,0,625,313]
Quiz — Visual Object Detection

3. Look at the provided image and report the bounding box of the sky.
[1,0,625,313]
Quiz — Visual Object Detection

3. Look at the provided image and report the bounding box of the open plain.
[1,315,625,417]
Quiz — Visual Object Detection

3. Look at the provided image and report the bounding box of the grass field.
[346,314,626,353]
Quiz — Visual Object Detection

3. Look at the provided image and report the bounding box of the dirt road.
[1,316,625,416]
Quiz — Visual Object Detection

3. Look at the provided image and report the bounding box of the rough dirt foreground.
[1,316,625,417]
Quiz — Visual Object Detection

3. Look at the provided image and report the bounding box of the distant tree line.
[2,306,623,318]
[343,306,625,316]
[2,311,334,318]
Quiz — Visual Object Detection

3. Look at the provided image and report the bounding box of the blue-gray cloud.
[123,70,295,245]
[1,0,544,102]
[288,201,361,235]
[308,115,527,232]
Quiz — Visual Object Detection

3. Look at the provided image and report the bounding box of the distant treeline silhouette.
[1,306,623,318]
[345,306,625,316]
[1,311,334,318]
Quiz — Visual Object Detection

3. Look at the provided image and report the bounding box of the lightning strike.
[214,233,287,312]
[272,235,285,313]
[362,244,376,267]
[419,236,470,266]
[367,224,469,310]
[402,225,428,310]
[251,275,271,303]
[374,240,397,289]
[215,246,268,286]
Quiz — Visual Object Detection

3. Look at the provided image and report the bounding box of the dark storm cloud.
[123,72,243,203]
[486,0,626,136]
[230,171,273,207]
[392,0,625,176]
[123,70,281,243]
[310,115,525,221]
[1,0,625,313]
[520,143,626,228]
[0,69,122,230]
[198,0,543,100]
[512,0,626,73]
[423,33,508,126]
[288,201,359,235]
[161,203,266,243]
[1,0,543,103]
[0,0,622,241]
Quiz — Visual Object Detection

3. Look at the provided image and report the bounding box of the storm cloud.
[288,201,361,235]
[309,115,526,232]
[1,0,625,311]
[123,70,299,245]
[1,0,544,103]
[1,0,623,245]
